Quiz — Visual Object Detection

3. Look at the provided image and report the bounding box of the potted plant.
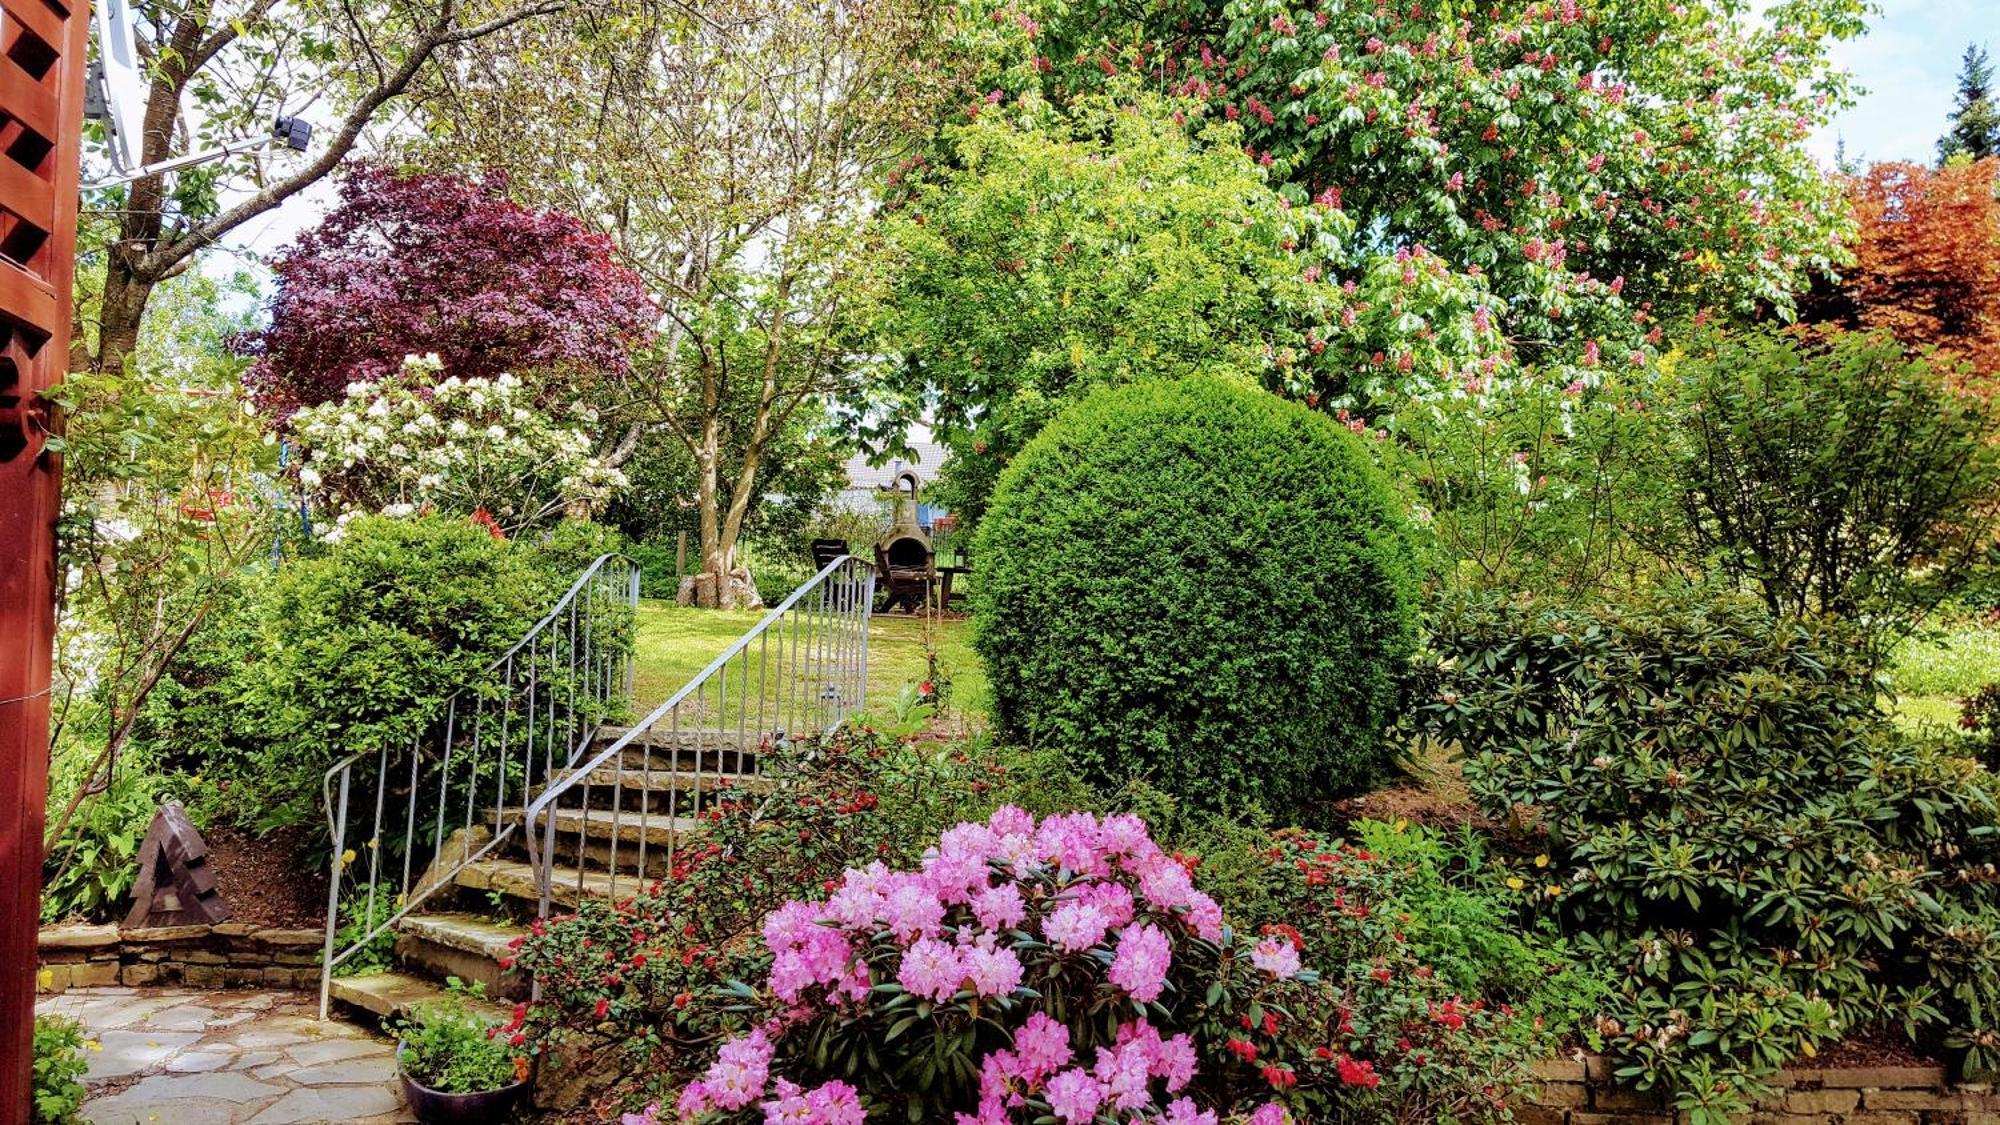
[393,979,528,1124]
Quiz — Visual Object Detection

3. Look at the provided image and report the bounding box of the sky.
[1810,0,1996,166]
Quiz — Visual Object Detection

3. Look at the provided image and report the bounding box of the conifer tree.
[1939,44,2000,163]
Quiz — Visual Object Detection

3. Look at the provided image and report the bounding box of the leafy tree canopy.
[879,91,1515,520]
[1807,158,2000,384]
[239,165,659,418]
[968,0,1863,371]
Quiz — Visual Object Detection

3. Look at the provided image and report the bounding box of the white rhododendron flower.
[287,356,624,536]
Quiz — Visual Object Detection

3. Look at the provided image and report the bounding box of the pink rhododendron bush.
[637,807,1532,1123]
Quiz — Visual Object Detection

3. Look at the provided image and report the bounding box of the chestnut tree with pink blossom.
[1015,0,1864,357]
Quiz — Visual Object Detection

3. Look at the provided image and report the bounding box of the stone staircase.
[323,724,764,1025]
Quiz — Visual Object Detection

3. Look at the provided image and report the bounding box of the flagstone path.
[34,987,415,1125]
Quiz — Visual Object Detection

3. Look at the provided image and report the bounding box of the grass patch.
[631,602,986,723]
[1887,624,2000,732]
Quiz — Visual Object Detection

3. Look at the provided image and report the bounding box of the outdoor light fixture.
[82,0,314,190]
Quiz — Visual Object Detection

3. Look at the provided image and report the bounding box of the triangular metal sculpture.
[123,801,231,928]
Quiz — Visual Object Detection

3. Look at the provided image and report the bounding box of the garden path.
[34,987,414,1125]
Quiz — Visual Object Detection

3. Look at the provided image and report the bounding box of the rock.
[39,924,119,949]
[409,825,493,903]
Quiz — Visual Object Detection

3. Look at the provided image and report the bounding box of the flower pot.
[397,1045,528,1125]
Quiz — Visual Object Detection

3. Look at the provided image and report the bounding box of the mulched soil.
[202,825,330,930]
[1810,1027,1941,1069]
[1327,784,1492,833]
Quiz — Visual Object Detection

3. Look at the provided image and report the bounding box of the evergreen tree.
[1939,44,2000,163]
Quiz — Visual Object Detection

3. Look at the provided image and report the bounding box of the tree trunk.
[91,260,155,376]
[679,398,763,609]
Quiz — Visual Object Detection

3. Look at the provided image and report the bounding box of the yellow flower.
[1392,818,1408,834]
[85,1039,101,1052]
[340,849,357,867]
[1505,877,1525,891]
[1546,885,1564,898]
[35,968,53,990]
[1534,854,1550,868]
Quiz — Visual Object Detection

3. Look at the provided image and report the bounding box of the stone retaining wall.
[37,921,324,992]
[1526,1057,1995,1124]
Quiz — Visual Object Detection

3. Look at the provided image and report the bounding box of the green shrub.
[186,515,549,829]
[521,519,632,593]
[40,743,178,922]
[395,980,521,1092]
[1646,327,2000,643]
[739,536,816,606]
[1958,682,2000,772]
[1416,590,2000,1117]
[973,375,1419,826]
[625,540,682,599]
[32,1014,87,1124]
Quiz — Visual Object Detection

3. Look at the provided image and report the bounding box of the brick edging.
[1524,1056,1989,1124]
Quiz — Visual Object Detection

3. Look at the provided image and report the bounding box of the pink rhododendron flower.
[1043,1069,1107,1124]
[898,937,964,1002]
[962,941,1025,998]
[1183,892,1225,941]
[1043,901,1111,953]
[1091,1040,1153,1111]
[1157,1098,1217,1125]
[1069,880,1136,927]
[973,881,1027,930]
[1251,935,1301,980]
[879,876,947,941]
[1248,1103,1290,1125]
[682,1029,774,1112]
[1108,923,1172,1002]
[1014,1011,1074,1079]
[760,1078,866,1125]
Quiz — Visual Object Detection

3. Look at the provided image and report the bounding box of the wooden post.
[0,0,87,1114]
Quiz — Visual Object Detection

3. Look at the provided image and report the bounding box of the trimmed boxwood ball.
[972,375,1419,825]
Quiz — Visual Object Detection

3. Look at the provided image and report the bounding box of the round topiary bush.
[972,375,1418,825]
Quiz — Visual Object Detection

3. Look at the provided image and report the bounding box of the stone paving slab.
[36,988,415,1125]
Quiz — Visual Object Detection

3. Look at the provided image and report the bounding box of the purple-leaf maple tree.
[241,165,658,418]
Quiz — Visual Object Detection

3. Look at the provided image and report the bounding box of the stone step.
[491,806,698,848]
[399,912,525,960]
[552,765,768,797]
[394,913,529,1001]
[589,725,769,770]
[328,969,512,1026]
[452,856,645,909]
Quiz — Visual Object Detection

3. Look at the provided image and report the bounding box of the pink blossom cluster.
[662,1029,865,1125]
[678,808,1273,1122]
[962,1013,1203,1125]
[752,807,1224,1016]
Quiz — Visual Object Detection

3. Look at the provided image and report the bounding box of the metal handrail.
[317,551,640,1017]
[317,551,638,838]
[522,553,875,921]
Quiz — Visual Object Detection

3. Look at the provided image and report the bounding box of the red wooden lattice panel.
[0,0,84,1112]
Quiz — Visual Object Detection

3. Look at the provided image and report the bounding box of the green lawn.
[1888,624,2000,731]
[631,601,987,727]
